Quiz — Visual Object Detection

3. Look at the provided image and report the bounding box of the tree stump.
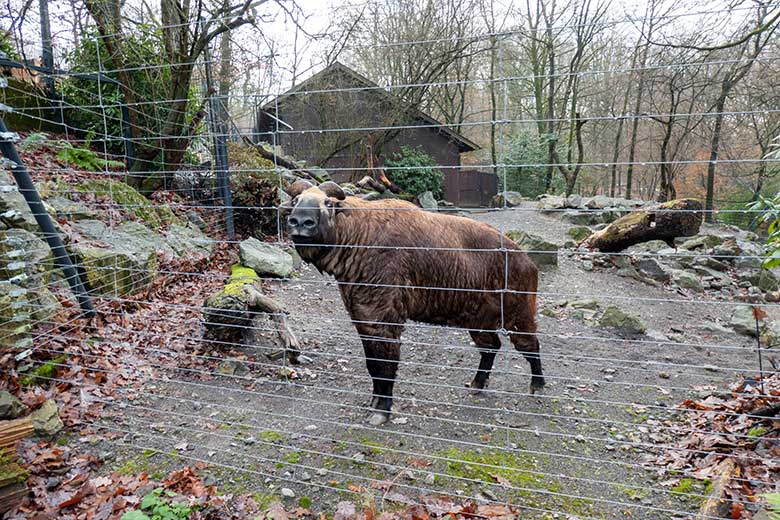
[203,265,301,363]
[0,416,33,515]
[582,198,702,252]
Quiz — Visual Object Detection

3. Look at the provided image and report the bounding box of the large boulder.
[0,391,25,419]
[31,399,63,437]
[670,269,704,292]
[165,223,214,258]
[239,237,294,278]
[598,305,646,335]
[679,234,724,251]
[730,305,761,337]
[505,230,559,268]
[493,191,526,208]
[537,195,566,211]
[72,219,212,260]
[417,191,438,210]
[0,168,38,231]
[561,210,600,226]
[74,179,180,229]
[70,243,157,296]
[0,228,54,283]
[584,195,612,209]
[46,197,98,221]
[566,194,583,208]
[636,258,671,282]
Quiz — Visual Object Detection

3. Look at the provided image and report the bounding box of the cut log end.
[583,198,703,252]
[202,266,301,364]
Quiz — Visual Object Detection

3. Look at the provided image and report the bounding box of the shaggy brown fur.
[287,183,543,424]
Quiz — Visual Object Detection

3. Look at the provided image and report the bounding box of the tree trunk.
[704,95,727,223]
[488,35,498,178]
[582,198,703,252]
[544,22,556,193]
[657,120,673,202]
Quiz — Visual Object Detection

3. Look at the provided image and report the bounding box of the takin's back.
[336,197,538,293]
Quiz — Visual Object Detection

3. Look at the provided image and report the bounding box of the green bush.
[61,27,199,157]
[385,145,444,198]
[227,142,281,237]
[500,131,563,198]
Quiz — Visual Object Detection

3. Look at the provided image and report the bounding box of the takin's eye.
[324,200,333,208]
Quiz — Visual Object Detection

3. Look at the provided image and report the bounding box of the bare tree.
[82,0,261,186]
[698,4,779,221]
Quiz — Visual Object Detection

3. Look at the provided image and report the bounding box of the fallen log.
[203,265,301,363]
[695,458,736,520]
[240,135,325,184]
[582,198,702,252]
[0,416,33,515]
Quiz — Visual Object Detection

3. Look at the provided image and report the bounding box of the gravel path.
[97,203,759,519]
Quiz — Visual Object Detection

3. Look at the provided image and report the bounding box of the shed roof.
[261,61,480,153]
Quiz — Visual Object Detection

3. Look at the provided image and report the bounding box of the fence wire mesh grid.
[0,1,779,519]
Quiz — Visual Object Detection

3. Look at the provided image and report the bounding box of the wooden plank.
[0,416,33,515]
[0,417,33,452]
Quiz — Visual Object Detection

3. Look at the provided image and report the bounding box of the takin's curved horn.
[288,179,314,198]
[318,181,346,200]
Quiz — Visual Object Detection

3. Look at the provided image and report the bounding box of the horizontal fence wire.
[2,2,780,520]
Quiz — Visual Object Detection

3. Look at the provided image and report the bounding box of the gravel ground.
[95,203,762,519]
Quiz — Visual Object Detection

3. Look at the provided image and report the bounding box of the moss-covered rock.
[506,230,559,268]
[567,226,592,242]
[46,196,98,221]
[599,305,646,335]
[165,223,214,258]
[70,243,157,296]
[31,399,64,437]
[0,168,38,232]
[0,228,54,283]
[74,179,180,229]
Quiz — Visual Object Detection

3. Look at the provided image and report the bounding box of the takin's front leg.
[467,331,501,394]
[355,322,402,426]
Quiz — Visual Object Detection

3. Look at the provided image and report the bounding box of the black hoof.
[367,411,390,426]
[530,376,546,394]
[466,378,488,395]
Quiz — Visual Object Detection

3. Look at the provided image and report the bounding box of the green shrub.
[228,144,281,237]
[500,131,563,198]
[385,145,443,198]
[56,141,125,171]
[121,488,195,520]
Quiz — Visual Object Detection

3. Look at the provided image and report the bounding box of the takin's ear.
[288,179,314,198]
[318,181,346,200]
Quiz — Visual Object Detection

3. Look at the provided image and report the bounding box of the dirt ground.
[83,203,765,519]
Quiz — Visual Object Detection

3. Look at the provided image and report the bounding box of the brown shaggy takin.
[286,181,543,426]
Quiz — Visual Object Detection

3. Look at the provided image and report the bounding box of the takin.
[285,180,544,426]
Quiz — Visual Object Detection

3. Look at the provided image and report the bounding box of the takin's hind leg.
[509,332,545,394]
[467,331,501,394]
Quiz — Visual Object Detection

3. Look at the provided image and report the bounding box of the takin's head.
[285,180,347,246]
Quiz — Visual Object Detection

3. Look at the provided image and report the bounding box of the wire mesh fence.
[0,1,779,519]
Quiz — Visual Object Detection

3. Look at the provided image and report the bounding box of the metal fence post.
[203,35,234,238]
[0,117,95,317]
